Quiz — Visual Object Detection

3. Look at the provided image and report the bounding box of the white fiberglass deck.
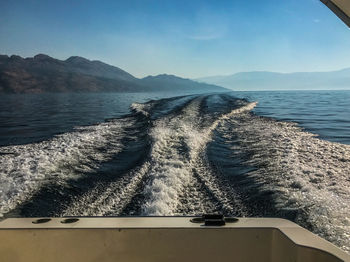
[0,217,349,262]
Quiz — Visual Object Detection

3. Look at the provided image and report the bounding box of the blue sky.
[1,0,350,78]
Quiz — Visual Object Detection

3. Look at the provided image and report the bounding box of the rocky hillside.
[0,54,228,93]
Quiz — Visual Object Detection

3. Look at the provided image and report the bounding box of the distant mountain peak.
[65,56,91,63]
[142,73,228,92]
[0,53,228,93]
[196,68,350,91]
[9,55,23,61]
[34,54,53,60]
[143,74,191,82]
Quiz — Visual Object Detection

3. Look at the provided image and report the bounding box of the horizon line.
[2,52,350,80]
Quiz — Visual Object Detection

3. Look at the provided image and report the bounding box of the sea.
[0,90,349,252]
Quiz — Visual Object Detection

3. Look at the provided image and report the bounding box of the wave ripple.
[1,93,349,253]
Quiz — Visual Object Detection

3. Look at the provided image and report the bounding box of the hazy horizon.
[2,53,350,81]
[1,0,350,79]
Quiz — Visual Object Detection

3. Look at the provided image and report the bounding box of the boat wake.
[0,93,349,252]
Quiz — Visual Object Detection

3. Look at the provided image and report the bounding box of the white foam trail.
[62,162,151,216]
[130,95,196,118]
[141,100,256,215]
[0,118,133,217]
[62,97,207,216]
[220,113,350,253]
[140,99,203,215]
[131,102,151,117]
[0,96,255,217]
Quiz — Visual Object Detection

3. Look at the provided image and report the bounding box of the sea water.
[0,90,349,252]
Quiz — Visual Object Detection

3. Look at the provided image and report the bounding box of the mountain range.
[196,69,350,91]
[0,54,227,93]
